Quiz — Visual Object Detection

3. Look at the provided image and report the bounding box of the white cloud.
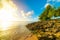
[20,10,34,18]
[44,2,54,8]
[18,10,40,23]
[17,10,38,23]
[44,3,50,8]
[25,11,33,17]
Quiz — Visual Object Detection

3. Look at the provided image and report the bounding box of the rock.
[26,19,60,40]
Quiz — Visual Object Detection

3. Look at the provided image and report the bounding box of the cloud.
[20,10,34,18]
[44,3,50,8]
[17,10,39,24]
[44,2,54,8]
[25,11,34,17]
[17,10,39,23]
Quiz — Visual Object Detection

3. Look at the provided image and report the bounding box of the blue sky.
[13,0,60,21]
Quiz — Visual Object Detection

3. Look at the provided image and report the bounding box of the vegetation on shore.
[26,5,60,40]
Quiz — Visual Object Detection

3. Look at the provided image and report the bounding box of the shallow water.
[0,25,31,40]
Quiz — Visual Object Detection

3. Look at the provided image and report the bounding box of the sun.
[0,0,20,30]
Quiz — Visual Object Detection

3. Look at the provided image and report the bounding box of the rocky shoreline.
[26,19,60,40]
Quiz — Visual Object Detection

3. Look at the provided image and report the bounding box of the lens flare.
[0,0,20,30]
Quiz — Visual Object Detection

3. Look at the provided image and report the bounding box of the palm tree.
[39,5,55,21]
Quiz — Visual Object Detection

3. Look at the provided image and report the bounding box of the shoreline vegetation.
[26,5,60,40]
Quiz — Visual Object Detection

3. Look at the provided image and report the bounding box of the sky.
[13,0,60,21]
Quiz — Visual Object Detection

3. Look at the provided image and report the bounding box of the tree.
[39,5,60,21]
[54,7,60,17]
[39,5,54,21]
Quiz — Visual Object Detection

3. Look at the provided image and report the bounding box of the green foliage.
[39,5,60,21]
[54,7,60,17]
